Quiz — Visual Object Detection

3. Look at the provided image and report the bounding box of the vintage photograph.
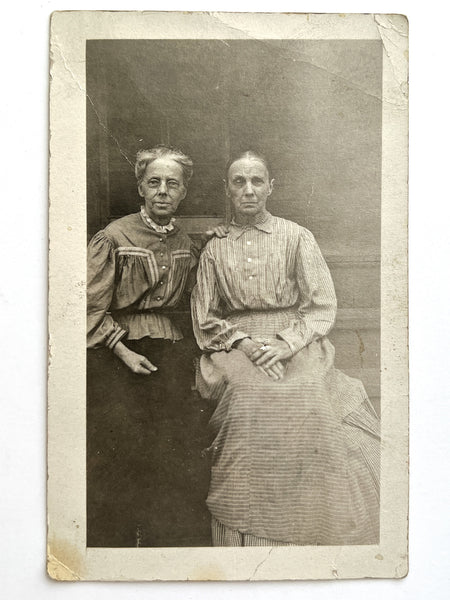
[48,12,408,580]
[86,38,381,549]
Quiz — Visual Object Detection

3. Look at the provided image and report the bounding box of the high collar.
[140,206,176,234]
[228,211,273,240]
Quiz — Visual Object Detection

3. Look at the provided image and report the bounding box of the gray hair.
[225,150,271,180]
[135,145,194,187]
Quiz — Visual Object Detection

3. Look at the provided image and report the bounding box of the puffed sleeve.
[276,228,337,354]
[87,231,128,349]
[191,246,249,352]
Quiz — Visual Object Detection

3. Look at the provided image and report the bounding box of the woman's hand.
[235,337,285,381]
[250,338,293,369]
[204,224,229,239]
[113,341,158,375]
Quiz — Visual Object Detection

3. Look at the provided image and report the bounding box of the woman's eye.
[168,181,179,188]
[148,179,159,186]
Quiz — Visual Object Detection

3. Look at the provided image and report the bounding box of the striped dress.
[191,212,380,546]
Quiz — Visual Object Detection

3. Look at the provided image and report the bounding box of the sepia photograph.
[85,37,382,549]
[48,11,408,580]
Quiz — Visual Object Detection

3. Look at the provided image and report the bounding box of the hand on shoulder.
[204,224,229,239]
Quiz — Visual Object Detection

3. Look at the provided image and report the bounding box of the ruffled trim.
[113,312,183,342]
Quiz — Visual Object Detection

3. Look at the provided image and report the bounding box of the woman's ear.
[268,178,275,196]
[138,184,144,198]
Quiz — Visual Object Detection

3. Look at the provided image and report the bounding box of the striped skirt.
[197,322,380,546]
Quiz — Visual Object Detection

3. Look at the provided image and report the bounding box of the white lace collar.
[140,206,176,234]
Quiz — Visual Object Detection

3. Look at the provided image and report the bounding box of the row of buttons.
[247,237,255,280]
[157,237,168,301]
[247,238,254,272]
[246,240,254,269]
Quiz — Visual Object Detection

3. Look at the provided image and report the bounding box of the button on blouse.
[191,213,337,353]
[87,212,198,349]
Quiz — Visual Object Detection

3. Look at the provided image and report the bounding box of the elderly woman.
[191,150,380,546]
[87,145,212,547]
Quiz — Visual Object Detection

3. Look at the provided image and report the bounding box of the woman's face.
[226,158,273,219]
[138,158,187,224]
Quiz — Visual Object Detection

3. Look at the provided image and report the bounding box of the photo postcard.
[48,11,409,581]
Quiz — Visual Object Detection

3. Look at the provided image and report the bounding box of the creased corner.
[47,538,83,581]
[47,552,81,581]
[373,14,409,109]
[394,554,409,579]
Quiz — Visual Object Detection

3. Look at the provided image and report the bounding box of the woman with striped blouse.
[191,151,380,546]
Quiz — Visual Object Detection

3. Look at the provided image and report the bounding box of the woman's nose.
[244,181,254,195]
[158,180,168,194]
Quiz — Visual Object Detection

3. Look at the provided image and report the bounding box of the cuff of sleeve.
[276,328,304,355]
[106,327,128,350]
[224,330,250,352]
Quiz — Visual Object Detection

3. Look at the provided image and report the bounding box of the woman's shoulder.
[271,215,314,240]
[194,235,229,265]
[171,221,194,246]
[103,213,141,239]
[88,213,141,251]
[199,236,219,258]
[202,232,231,254]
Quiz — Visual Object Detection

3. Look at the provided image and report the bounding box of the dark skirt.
[87,336,213,547]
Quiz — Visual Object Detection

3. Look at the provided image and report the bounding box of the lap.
[199,336,372,424]
[202,336,332,382]
[199,338,380,545]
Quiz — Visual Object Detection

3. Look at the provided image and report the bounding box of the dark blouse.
[87,212,197,349]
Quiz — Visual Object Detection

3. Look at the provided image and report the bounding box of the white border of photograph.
[47,11,408,581]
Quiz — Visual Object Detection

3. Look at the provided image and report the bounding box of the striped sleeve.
[191,246,249,352]
[277,228,337,354]
[87,231,127,350]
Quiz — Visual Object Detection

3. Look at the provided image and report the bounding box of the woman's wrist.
[233,337,252,351]
[112,340,129,359]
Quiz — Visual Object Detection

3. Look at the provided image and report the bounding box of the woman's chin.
[148,209,174,221]
[238,206,261,216]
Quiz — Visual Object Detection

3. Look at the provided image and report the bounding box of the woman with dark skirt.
[87,145,213,547]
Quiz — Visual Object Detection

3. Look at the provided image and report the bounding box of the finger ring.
[260,345,269,351]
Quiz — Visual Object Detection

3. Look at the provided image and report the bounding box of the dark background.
[86,39,381,546]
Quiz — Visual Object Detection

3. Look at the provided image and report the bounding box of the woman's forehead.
[144,157,183,178]
[228,158,269,179]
